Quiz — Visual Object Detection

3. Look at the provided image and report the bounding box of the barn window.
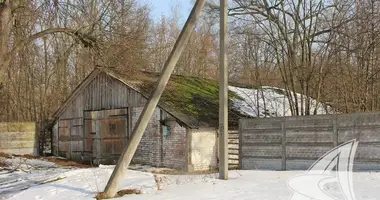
[163,125,170,137]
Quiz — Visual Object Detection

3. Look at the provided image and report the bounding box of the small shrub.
[154,174,162,190]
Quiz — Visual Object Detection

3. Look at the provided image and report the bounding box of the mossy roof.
[101,67,248,129]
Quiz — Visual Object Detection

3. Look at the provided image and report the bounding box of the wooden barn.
[51,67,244,172]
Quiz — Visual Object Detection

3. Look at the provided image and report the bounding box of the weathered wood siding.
[56,72,148,161]
[59,72,147,120]
[54,72,195,171]
[83,108,129,164]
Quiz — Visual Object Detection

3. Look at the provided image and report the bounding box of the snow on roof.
[228,85,333,118]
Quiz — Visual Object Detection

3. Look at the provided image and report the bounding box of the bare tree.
[0,0,151,122]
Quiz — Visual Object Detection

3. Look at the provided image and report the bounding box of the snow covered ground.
[2,160,380,200]
[229,86,334,117]
[5,166,156,200]
[132,170,380,200]
[0,156,76,199]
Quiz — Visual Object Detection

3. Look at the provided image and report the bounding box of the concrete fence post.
[68,120,72,160]
[333,115,338,147]
[281,119,286,170]
[238,119,243,169]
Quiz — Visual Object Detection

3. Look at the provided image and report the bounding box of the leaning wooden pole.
[102,0,206,198]
[219,0,229,180]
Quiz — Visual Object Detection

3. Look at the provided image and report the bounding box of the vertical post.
[333,115,338,147]
[238,119,243,169]
[68,120,72,160]
[219,0,229,180]
[57,121,60,156]
[102,0,206,198]
[281,119,287,170]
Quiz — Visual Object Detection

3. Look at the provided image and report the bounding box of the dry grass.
[0,160,9,168]
[116,189,142,196]
[151,169,218,175]
[0,152,12,159]
[41,177,66,184]
[13,154,40,159]
[4,153,90,168]
[151,169,179,175]
[95,189,142,199]
[45,157,90,168]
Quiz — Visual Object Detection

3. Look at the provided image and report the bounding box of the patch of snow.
[229,86,333,117]
[5,166,157,200]
[5,169,380,200]
[0,157,71,200]
[133,170,380,200]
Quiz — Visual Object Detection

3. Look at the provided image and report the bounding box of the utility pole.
[219,0,228,180]
[102,0,206,198]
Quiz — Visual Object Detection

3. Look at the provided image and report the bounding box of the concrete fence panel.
[240,112,380,171]
[0,122,38,155]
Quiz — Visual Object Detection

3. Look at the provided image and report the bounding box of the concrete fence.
[0,122,38,155]
[240,112,380,171]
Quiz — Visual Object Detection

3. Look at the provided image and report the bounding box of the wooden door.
[58,120,70,158]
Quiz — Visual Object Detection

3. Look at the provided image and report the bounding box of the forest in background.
[1,0,380,122]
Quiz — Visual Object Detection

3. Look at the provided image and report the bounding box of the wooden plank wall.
[60,72,147,120]
[56,72,147,161]
[84,108,129,163]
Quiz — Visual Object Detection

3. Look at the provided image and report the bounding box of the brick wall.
[190,128,218,171]
[131,107,187,170]
[162,123,187,170]
[131,107,159,165]
[240,113,380,171]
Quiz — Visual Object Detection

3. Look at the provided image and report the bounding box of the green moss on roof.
[158,75,241,127]
[101,67,246,128]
